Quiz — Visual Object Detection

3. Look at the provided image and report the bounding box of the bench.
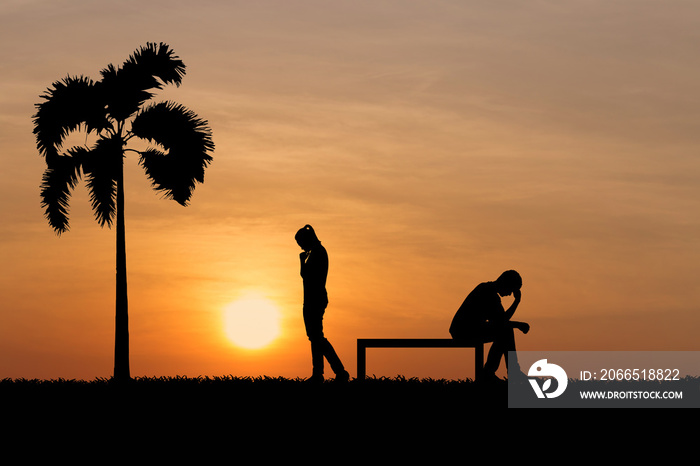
[356,338,484,381]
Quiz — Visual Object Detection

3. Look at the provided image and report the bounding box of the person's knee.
[308,334,326,344]
[304,322,324,341]
[451,329,479,343]
[489,325,513,343]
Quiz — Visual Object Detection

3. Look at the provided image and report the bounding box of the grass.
[0,376,517,458]
[4,375,694,450]
[5,375,696,416]
[0,375,507,423]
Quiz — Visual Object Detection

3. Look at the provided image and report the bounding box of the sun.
[223,293,282,350]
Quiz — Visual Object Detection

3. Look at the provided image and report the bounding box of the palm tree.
[33,42,214,382]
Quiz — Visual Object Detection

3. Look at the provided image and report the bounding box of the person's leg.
[451,327,491,380]
[453,323,525,380]
[482,323,515,376]
[304,304,349,381]
[484,322,527,379]
[303,304,326,378]
[504,322,527,379]
[321,338,347,379]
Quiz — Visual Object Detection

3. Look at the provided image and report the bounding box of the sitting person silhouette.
[449,270,529,382]
[295,225,350,383]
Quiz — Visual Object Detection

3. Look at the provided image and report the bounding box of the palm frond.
[123,42,186,87]
[40,149,84,234]
[81,137,123,228]
[33,76,110,160]
[99,64,156,122]
[99,42,186,121]
[131,101,214,206]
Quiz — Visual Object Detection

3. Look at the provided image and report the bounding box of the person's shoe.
[334,370,350,383]
[306,374,324,384]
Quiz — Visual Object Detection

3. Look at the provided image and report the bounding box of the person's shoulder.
[473,281,494,292]
[314,243,328,258]
[471,281,498,298]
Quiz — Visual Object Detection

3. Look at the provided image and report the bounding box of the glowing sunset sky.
[1,0,699,381]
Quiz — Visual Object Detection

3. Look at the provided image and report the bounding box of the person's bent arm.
[506,290,529,333]
[504,289,521,321]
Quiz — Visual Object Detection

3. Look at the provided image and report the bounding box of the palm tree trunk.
[114,154,130,381]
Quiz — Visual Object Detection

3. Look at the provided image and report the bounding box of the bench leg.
[357,343,366,381]
[475,343,484,381]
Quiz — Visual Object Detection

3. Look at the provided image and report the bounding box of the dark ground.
[1,375,506,424]
[3,376,675,457]
[1,376,517,460]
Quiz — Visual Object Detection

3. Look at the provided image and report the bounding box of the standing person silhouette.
[295,225,350,383]
[449,270,530,382]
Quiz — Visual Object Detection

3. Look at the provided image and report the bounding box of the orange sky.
[1,0,699,381]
